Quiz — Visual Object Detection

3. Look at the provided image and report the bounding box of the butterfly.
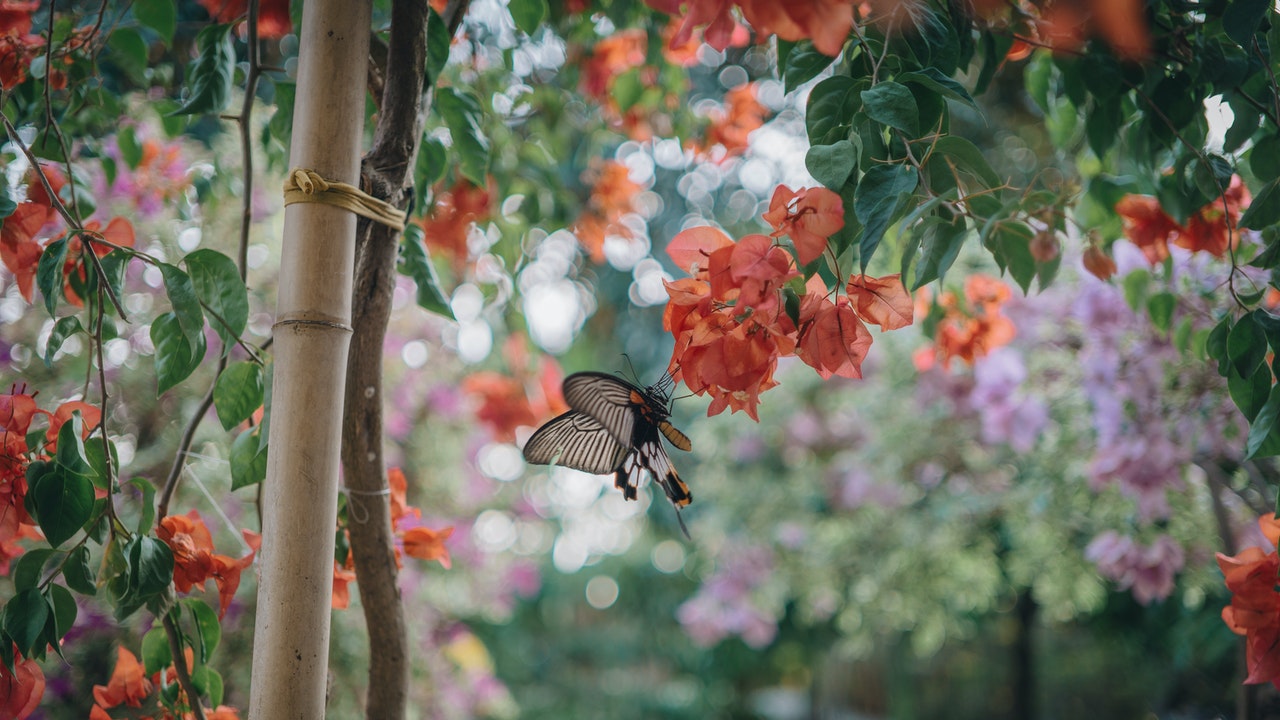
[522,371,693,535]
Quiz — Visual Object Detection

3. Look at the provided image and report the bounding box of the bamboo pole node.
[283,168,407,231]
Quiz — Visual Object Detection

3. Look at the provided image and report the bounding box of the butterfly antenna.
[620,353,641,385]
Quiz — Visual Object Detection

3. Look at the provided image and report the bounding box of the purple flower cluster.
[677,543,779,648]
[1085,530,1185,604]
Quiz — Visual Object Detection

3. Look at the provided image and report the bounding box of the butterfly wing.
[614,422,692,507]
[562,372,642,447]
[522,410,628,474]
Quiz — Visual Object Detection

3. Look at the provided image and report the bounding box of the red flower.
[1218,514,1280,687]
[0,649,43,720]
[762,185,844,266]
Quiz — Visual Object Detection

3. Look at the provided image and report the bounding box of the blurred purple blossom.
[677,544,779,648]
[1085,531,1185,604]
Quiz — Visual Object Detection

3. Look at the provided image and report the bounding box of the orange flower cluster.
[580,29,648,101]
[650,0,854,57]
[462,336,569,442]
[157,511,259,619]
[1218,514,1280,687]
[196,0,292,38]
[0,164,136,305]
[698,83,770,159]
[0,647,43,720]
[332,467,454,610]
[91,646,241,720]
[664,187,913,420]
[1115,177,1251,265]
[0,387,100,567]
[420,178,492,275]
[971,0,1149,61]
[0,1,45,90]
[912,274,1017,371]
[572,160,645,264]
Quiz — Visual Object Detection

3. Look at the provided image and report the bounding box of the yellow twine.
[282,168,407,232]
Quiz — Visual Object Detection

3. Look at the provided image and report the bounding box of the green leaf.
[128,477,157,536]
[1224,0,1270,46]
[142,626,173,675]
[987,222,1036,293]
[1229,310,1268,377]
[898,67,977,108]
[426,8,450,84]
[1246,385,1280,459]
[107,28,149,84]
[193,665,225,706]
[1230,363,1274,422]
[782,41,837,94]
[134,0,177,43]
[1251,135,1280,181]
[861,81,919,136]
[36,236,70,316]
[1207,315,1232,375]
[854,164,918,271]
[1240,178,1280,231]
[171,24,235,116]
[13,549,58,592]
[214,362,265,431]
[159,263,206,356]
[509,0,548,35]
[435,87,490,186]
[930,135,1002,188]
[805,76,859,144]
[182,598,221,663]
[911,216,967,289]
[805,140,858,190]
[43,315,83,367]
[3,589,49,658]
[35,457,95,547]
[128,536,174,598]
[46,584,76,641]
[1085,96,1123,158]
[151,311,208,395]
[64,545,96,596]
[399,224,455,318]
[185,249,247,353]
[0,182,16,220]
[1121,269,1150,312]
[417,135,448,191]
[612,69,644,113]
[118,126,143,170]
[230,427,268,491]
[1146,292,1176,333]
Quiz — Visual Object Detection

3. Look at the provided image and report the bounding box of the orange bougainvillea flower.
[796,294,873,380]
[0,202,51,301]
[332,560,357,610]
[402,526,454,569]
[1115,195,1180,264]
[158,511,257,618]
[762,185,844,265]
[462,372,539,443]
[1116,177,1252,265]
[1082,244,1118,280]
[420,178,492,275]
[657,0,853,57]
[197,0,292,38]
[846,273,913,331]
[580,28,648,100]
[573,160,645,263]
[92,646,152,711]
[1219,514,1280,687]
[701,82,770,158]
[0,649,43,720]
[912,274,1016,371]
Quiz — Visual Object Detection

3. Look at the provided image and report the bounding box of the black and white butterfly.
[522,371,693,534]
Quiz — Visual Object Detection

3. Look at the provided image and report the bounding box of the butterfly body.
[523,372,693,521]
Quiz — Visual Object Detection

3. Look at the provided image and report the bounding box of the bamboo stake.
[247,0,371,716]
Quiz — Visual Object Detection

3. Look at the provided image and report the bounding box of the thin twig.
[162,612,208,720]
